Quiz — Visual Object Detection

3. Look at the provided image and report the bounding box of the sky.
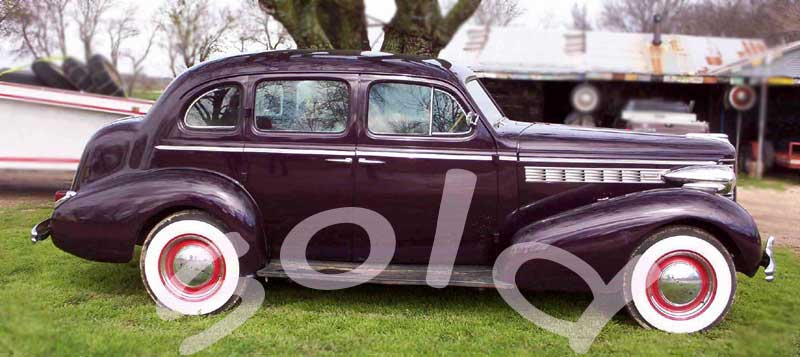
[0,0,607,78]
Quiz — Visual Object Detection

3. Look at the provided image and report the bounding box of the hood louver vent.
[525,167,667,183]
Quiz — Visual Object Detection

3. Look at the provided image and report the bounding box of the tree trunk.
[259,0,369,50]
[260,0,480,56]
[381,0,480,57]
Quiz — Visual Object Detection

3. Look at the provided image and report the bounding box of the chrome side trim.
[155,145,493,161]
[520,157,716,166]
[155,145,243,153]
[244,147,354,156]
[498,155,517,161]
[525,166,668,183]
[357,150,493,161]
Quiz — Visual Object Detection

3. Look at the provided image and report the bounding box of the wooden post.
[735,112,742,175]
[756,79,768,178]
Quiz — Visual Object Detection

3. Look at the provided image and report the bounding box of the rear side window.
[184,86,241,128]
[255,80,349,133]
[368,82,469,136]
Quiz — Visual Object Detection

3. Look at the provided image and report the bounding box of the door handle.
[358,158,385,165]
[325,158,353,164]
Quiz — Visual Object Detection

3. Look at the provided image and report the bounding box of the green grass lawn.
[130,90,162,101]
[2,203,799,355]
[737,174,800,191]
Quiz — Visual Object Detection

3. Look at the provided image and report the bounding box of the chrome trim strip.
[155,145,492,161]
[357,150,493,161]
[519,157,716,165]
[244,147,354,156]
[498,155,517,161]
[525,166,668,183]
[155,145,243,153]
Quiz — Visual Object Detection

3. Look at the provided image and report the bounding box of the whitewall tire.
[140,210,241,315]
[625,226,736,333]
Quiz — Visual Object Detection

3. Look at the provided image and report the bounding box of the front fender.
[505,188,761,291]
[50,168,266,275]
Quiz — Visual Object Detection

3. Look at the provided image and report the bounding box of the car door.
[353,75,498,265]
[243,74,357,262]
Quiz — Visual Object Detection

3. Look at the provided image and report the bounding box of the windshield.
[465,79,505,126]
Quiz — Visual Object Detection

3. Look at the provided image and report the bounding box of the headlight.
[662,165,736,195]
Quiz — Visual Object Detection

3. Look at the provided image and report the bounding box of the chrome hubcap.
[646,250,716,320]
[158,234,225,301]
[172,244,217,287]
[658,262,703,306]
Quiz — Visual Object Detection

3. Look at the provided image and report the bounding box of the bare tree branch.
[571,2,592,31]
[472,0,524,26]
[599,0,688,33]
[2,0,71,58]
[237,0,292,51]
[75,0,112,60]
[161,0,237,76]
[107,6,137,67]
[123,24,158,94]
[0,0,23,35]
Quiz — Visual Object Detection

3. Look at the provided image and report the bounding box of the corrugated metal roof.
[440,26,767,78]
[710,41,800,80]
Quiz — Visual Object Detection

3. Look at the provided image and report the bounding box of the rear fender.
[50,168,266,275]
[503,188,761,291]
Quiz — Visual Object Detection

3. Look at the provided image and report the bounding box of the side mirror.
[467,112,480,127]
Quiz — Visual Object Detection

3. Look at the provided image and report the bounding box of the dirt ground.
[1,185,796,251]
[737,186,800,253]
[0,190,51,209]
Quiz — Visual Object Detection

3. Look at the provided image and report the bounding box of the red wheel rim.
[158,234,225,301]
[646,250,717,321]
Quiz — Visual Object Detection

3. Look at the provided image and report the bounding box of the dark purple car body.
[33,50,765,292]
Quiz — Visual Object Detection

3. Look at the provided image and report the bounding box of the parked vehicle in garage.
[614,99,710,134]
[30,50,774,333]
[775,141,800,170]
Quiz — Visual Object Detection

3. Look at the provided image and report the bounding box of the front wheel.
[624,226,736,333]
[140,210,241,315]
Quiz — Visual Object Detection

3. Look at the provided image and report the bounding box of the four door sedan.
[30,50,774,333]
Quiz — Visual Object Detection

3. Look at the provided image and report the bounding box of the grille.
[525,167,667,183]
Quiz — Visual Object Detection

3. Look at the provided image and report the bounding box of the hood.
[515,123,734,163]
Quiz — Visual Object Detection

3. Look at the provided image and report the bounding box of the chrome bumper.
[761,236,776,282]
[30,218,51,244]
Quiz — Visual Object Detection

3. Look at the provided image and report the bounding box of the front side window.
[184,86,241,128]
[368,82,470,136]
[255,80,349,133]
[465,79,504,126]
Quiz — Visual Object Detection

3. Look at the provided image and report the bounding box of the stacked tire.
[86,55,126,97]
[2,55,127,98]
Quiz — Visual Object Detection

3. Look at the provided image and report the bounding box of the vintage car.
[30,50,775,333]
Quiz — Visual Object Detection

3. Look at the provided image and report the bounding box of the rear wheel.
[140,210,241,315]
[624,226,736,333]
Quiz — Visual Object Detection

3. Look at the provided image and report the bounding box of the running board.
[257,260,510,289]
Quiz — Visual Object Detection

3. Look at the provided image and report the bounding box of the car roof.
[180,50,473,87]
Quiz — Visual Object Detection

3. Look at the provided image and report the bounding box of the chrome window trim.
[183,85,240,130]
[252,79,350,135]
[366,81,474,139]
